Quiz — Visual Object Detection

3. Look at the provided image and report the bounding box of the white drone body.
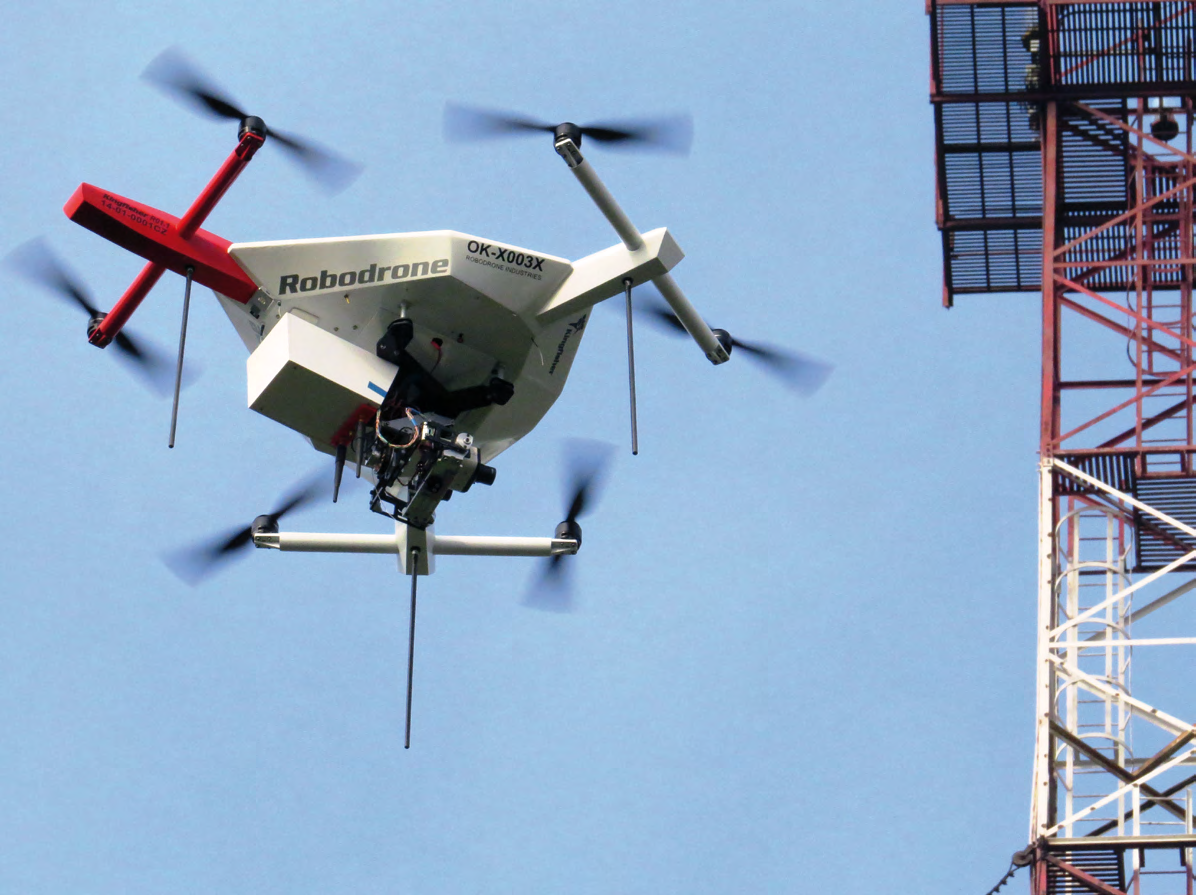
[225,225,684,465]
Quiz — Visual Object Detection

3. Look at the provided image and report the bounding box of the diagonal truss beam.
[1089,771,1196,837]
[1059,296,1183,365]
[1050,722,1190,822]
[1070,225,1180,287]
[1049,459,1196,635]
[1057,363,1196,447]
[1074,102,1196,167]
[1049,544,1196,637]
[1056,278,1196,354]
[1098,397,1193,450]
[1047,654,1193,738]
[1053,175,1196,260]
[1053,459,1196,540]
[1042,741,1196,835]
[1087,579,1196,641]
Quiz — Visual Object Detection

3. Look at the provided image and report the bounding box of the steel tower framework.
[930,2,1196,893]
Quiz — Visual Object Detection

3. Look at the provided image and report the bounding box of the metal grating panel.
[948,228,1043,293]
[933,6,1196,301]
[939,97,1044,294]
[1056,452,1137,495]
[935,3,1039,97]
[941,107,1043,219]
[933,1,1196,99]
[1045,849,1126,895]
[1054,3,1196,89]
[1134,477,1196,571]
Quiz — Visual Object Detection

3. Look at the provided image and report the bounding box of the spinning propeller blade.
[445,103,693,154]
[142,47,362,192]
[5,238,177,395]
[634,286,833,396]
[524,440,614,613]
[165,472,329,585]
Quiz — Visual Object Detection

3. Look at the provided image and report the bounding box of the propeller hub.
[712,328,734,356]
[251,514,279,537]
[239,115,267,140]
[555,519,582,550]
[553,122,583,147]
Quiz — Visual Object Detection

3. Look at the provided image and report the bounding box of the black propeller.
[634,287,833,396]
[6,238,176,395]
[165,473,329,585]
[525,440,614,612]
[445,103,693,154]
[142,47,362,192]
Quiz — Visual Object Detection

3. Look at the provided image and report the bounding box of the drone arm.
[76,129,265,348]
[254,530,577,557]
[560,151,644,252]
[536,227,681,323]
[174,129,265,239]
[553,137,729,365]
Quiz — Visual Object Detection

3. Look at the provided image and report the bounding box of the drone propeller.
[165,472,329,585]
[444,103,693,154]
[524,440,614,612]
[6,238,177,395]
[633,287,833,396]
[142,47,362,192]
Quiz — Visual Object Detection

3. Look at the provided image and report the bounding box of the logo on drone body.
[277,258,449,295]
[548,314,588,375]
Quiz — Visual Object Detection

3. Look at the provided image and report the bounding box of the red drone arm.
[64,129,265,348]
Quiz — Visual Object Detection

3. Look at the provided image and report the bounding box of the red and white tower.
[931,2,1196,892]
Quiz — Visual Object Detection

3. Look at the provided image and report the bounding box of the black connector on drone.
[376,318,415,362]
[376,317,515,419]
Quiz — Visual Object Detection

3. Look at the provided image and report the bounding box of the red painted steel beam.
[1041,101,1061,455]
[1062,379,1168,390]
[79,130,265,348]
[931,83,1196,104]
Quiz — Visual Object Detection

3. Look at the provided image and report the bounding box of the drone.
[12,50,830,746]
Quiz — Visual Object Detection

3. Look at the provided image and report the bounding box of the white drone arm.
[253,523,575,576]
[553,137,729,365]
[255,531,574,556]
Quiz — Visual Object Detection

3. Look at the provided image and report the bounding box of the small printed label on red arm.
[64,184,258,303]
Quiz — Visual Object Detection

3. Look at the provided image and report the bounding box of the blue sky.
[1,3,1043,893]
